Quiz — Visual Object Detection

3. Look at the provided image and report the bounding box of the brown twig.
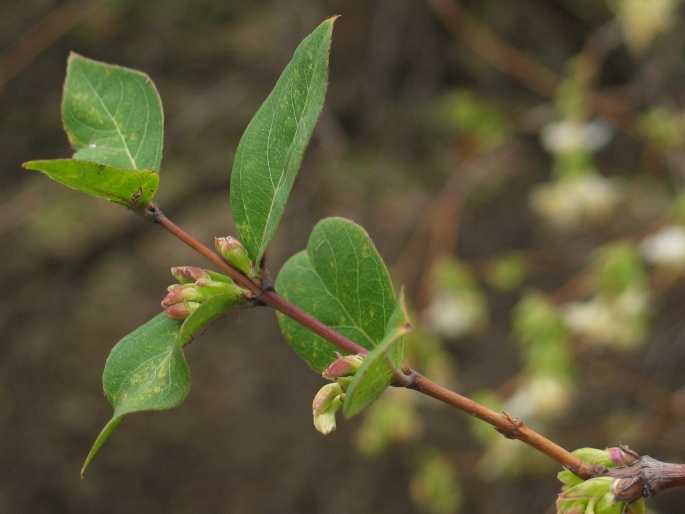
[146,205,368,357]
[606,445,685,505]
[142,202,685,498]
[143,203,598,476]
[410,372,598,479]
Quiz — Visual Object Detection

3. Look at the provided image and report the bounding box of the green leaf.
[276,217,395,372]
[230,18,335,263]
[178,292,245,347]
[82,313,189,475]
[23,159,159,208]
[343,290,410,418]
[63,53,164,172]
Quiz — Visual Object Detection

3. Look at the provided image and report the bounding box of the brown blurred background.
[3,0,685,512]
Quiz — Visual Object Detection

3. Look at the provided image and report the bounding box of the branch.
[608,447,685,504]
[141,204,625,483]
[410,372,598,479]
[145,205,368,357]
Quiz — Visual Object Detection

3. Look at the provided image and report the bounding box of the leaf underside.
[23,159,158,208]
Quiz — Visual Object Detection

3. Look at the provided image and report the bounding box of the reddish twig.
[146,205,368,357]
[143,203,685,498]
[410,372,598,479]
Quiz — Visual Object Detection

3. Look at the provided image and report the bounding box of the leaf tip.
[67,51,85,66]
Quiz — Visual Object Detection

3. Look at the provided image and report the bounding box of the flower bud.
[559,477,612,501]
[162,268,251,320]
[555,501,585,514]
[312,382,344,435]
[171,266,212,284]
[195,279,244,299]
[161,284,203,308]
[164,301,201,320]
[322,352,365,380]
[215,236,257,278]
[571,448,616,469]
[608,445,639,467]
[596,490,624,514]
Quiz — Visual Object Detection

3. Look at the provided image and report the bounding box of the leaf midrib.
[78,67,138,169]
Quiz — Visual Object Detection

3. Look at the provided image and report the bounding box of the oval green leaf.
[230,18,335,264]
[275,217,396,372]
[63,53,164,172]
[82,313,188,475]
[343,289,410,418]
[23,159,159,208]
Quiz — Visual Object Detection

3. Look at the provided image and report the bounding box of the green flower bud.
[312,382,344,435]
[559,477,612,501]
[571,448,616,468]
[596,490,624,514]
[555,501,585,514]
[215,236,258,278]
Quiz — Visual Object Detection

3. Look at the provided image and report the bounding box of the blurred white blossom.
[541,120,613,153]
[640,225,685,270]
[530,173,623,230]
[504,375,574,421]
[423,290,486,339]
[562,290,649,350]
[610,0,684,54]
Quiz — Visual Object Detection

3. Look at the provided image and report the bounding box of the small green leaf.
[82,313,188,475]
[178,292,246,347]
[276,217,395,371]
[63,53,164,172]
[23,159,158,208]
[230,18,335,263]
[343,290,410,418]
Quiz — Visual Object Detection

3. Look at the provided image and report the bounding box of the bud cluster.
[556,447,645,514]
[161,266,250,320]
[312,352,365,435]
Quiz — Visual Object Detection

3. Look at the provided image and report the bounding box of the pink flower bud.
[171,266,211,284]
[322,352,365,380]
[608,445,639,467]
[161,284,202,308]
[164,301,201,320]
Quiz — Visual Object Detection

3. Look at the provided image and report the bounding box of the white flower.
[640,225,685,269]
[540,120,613,153]
[529,173,623,230]
[423,290,485,339]
[562,290,649,350]
[504,375,574,420]
[612,0,683,54]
